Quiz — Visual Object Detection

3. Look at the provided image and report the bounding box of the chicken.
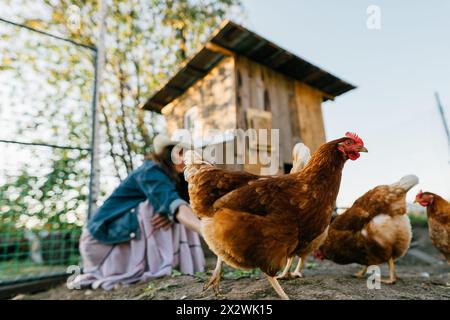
[184,132,367,299]
[291,142,311,172]
[277,143,313,280]
[315,175,419,284]
[415,191,450,263]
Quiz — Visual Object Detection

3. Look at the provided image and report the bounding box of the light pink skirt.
[70,201,205,290]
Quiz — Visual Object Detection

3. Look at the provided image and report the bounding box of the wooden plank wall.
[161,54,327,173]
[162,57,236,141]
[295,83,327,153]
[235,55,326,168]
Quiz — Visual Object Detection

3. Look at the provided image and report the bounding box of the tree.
[40,0,243,179]
[0,0,243,230]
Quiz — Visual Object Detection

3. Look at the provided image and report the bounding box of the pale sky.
[241,0,450,206]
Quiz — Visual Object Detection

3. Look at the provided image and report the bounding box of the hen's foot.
[265,274,290,300]
[353,266,368,279]
[277,272,303,280]
[381,278,397,285]
[381,257,397,284]
[203,258,223,296]
[203,274,221,296]
[382,258,397,284]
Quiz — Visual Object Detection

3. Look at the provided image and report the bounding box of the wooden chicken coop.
[143,21,356,174]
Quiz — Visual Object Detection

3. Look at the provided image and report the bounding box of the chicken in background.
[184,133,367,299]
[315,175,419,284]
[291,142,311,172]
[277,142,313,279]
[415,191,450,264]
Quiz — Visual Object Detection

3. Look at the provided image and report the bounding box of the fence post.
[88,0,107,218]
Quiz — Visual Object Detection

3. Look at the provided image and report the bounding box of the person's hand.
[151,214,173,230]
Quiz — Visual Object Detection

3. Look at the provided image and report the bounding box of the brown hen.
[415,192,450,264]
[316,175,419,284]
[184,133,367,299]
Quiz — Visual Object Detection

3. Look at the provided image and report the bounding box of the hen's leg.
[291,255,305,278]
[203,257,223,295]
[276,257,294,280]
[381,257,396,284]
[354,266,368,279]
[265,274,289,300]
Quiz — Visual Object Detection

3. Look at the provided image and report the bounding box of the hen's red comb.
[345,132,364,146]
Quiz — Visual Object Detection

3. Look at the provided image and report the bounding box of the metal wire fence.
[0,16,97,286]
[0,229,82,285]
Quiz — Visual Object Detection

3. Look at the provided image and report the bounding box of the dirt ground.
[22,226,450,300]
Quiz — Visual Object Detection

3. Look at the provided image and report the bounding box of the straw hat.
[153,134,191,155]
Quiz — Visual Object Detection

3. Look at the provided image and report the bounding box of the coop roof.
[143,21,356,113]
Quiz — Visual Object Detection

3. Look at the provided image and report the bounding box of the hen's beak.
[413,199,419,204]
[357,146,368,153]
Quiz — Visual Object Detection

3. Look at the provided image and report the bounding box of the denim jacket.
[87,160,188,245]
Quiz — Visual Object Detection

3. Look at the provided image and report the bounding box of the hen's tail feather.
[291,143,311,173]
[183,150,214,181]
[391,175,419,191]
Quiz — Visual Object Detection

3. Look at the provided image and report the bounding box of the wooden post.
[435,92,450,164]
[88,0,106,218]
